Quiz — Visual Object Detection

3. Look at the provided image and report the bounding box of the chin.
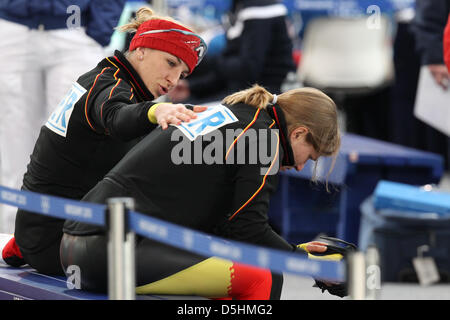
[152,91,160,99]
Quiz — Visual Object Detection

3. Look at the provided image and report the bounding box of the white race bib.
[173,104,238,141]
[45,82,86,137]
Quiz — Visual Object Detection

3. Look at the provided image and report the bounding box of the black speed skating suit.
[62,103,298,293]
[15,50,159,275]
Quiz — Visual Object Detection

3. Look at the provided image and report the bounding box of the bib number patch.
[45,82,86,137]
[174,104,238,141]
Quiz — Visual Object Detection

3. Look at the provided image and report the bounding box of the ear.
[290,126,309,141]
[134,47,145,60]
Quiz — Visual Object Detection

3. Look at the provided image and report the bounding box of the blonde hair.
[223,84,341,190]
[118,7,194,34]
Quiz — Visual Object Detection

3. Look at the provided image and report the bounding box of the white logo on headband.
[196,46,206,60]
[140,29,207,66]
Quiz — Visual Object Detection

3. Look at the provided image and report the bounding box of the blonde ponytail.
[117,6,195,33]
[118,7,154,33]
[222,84,276,109]
[223,85,340,192]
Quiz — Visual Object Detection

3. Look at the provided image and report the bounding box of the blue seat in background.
[373,180,450,216]
[268,133,445,245]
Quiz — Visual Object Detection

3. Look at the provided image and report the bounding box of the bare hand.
[304,241,340,286]
[154,103,207,130]
[304,241,328,253]
[428,64,449,90]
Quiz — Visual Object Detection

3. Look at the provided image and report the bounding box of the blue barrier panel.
[0,184,346,293]
[0,185,105,226]
[129,211,345,282]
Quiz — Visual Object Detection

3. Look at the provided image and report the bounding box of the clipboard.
[414,66,450,137]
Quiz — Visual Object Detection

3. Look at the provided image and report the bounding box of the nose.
[167,70,182,89]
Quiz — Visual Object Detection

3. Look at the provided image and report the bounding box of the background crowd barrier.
[0,184,377,300]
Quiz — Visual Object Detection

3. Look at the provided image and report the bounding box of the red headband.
[129,19,201,73]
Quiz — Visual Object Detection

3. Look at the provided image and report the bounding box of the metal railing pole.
[124,210,136,300]
[365,246,381,300]
[107,197,136,300]
[348,251,366,300]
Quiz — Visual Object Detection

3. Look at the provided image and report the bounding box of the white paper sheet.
[414,66,450,137]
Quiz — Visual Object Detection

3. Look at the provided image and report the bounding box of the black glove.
[313,280,348,298]
[296,235,357,298]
